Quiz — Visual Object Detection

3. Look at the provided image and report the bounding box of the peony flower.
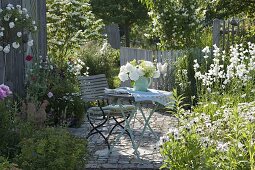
[0,84,12,96]
[0,84,12,100]
[3,45,10,53]
[9,22,15,28]
[22,8,28,14]
[12,42,20,49]
[25,55,33,61]
[16,5,21,9]
[17,32,22,37]
[118,72,129,82]
[4,15,10,21]
[27,40,33,46]
[0,89,6,100]
[0,46,3,51]
[6,7,11,10]
[7,3,14,8]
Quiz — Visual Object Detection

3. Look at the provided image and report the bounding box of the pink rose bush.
[0,84,12,100]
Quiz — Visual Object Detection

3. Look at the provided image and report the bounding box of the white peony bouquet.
[118,59,168,82]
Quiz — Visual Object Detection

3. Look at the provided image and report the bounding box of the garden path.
[69,108,178,169]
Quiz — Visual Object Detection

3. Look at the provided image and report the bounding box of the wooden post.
[37,0,47,58]
[105,24,120,49]
[213,19,221,47]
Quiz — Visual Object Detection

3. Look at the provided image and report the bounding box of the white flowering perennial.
[160,101,255,169]
[194,43,255,93]
[67,58,88,76]
[118,60,166,82]
[0,3,36,53]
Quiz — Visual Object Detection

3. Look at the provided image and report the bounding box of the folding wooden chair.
[78,74,135,149]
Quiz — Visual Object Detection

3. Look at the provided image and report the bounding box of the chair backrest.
[78,74,109,102]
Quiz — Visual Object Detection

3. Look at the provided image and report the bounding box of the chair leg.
[86,114,110,150]
[107,114,131,139]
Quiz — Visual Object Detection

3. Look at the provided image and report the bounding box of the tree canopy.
[90,0,148,47]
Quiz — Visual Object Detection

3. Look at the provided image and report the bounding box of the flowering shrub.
[141,0,206,49]
[26,56,54,102]
[161,99,255,169]
[0,3,36,53]
[47,0,104,60]
[118,59,167,82]
[67,58,89,76]
[194,43,255,97]
[79,42,120,88]
[0,84,12,100]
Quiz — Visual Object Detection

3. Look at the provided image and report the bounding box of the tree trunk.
[124,21,130,47]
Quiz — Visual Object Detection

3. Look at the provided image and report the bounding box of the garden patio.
[1,0,255,170]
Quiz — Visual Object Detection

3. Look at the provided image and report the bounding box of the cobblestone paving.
[69,107,178,169]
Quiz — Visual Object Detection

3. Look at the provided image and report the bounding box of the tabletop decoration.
[118,59,167,91]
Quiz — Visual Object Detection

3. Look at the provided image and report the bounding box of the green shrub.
[47,91,85,127]
[0,156,20,170]
[16,128,88,170]
[174,49,201,106]
[79,42,120,88]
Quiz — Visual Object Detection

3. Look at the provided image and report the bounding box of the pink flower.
[0,84,12,100]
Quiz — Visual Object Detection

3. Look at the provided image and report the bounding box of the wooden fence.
[120,47,202,91]
[212,18,254,50]
[0,0,47,97]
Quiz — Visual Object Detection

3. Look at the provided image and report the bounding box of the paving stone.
[86,164,98,168]
[70,109,177,169]
[99,163,118,169]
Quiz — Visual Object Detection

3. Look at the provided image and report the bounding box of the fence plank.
[213,19,221,47]
[105,24,120,49]
[0,0,47,97]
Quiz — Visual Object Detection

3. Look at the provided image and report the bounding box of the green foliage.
[0,99,35,159]
[91,0,148,25]
[47,0,104,60]
[16,128,87,170]
[174,49,201,106]
[167,89,188,116]
[79,42,120,88]
[26,57,53,103]
[90,0,148,47]
[47,92,85,127]
[0,156,20,170]
[141,0,206,49]
[161,96,255,170]
[205,0,255,20]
